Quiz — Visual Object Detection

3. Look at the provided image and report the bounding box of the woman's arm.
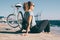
[22,15,32,36]
[26,15,33,34]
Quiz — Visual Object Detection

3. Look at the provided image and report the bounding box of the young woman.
[22,1,50,36]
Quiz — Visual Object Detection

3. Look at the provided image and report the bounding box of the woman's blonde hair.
[23,2,28,11]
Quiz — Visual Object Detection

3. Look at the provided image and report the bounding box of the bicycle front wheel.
[17,11,23,29]
[7,14,19,28]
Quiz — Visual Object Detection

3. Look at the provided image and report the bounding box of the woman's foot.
[44,32,50,34]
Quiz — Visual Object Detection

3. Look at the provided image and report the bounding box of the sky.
[0,0,60,20]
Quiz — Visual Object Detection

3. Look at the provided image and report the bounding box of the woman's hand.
[22,33,28,36]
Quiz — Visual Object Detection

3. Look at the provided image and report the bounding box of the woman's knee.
[43,20,49,22]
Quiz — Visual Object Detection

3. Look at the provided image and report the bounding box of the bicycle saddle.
[15,3,22,7]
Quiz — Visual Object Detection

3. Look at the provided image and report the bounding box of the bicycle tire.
[7,14,19,28]
[17,11,23,29]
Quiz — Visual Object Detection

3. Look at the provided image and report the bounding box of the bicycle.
[7,3,23,29]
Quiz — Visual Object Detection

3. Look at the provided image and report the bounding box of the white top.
[29,11,36,26]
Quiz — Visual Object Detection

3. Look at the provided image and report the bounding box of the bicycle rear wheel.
[7,14,19,28]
